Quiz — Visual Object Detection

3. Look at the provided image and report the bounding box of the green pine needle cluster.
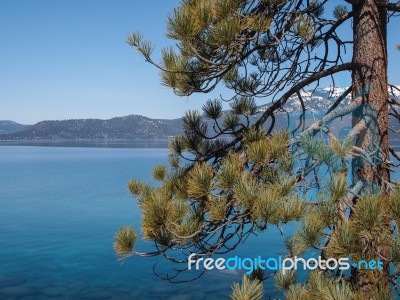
[275,270,297,290]
[284,271,394,300]
[118,124,305,248]
[231,275,263,300]
[113,227,137,258]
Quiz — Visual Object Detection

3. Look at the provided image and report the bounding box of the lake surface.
[0,146,294,300]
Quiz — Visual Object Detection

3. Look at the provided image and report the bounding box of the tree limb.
[380,1,400,11]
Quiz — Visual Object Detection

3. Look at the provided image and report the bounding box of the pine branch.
[381,1,400,12]
[255,63,352,128]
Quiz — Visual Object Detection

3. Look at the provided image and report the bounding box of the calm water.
[0,146,293,300]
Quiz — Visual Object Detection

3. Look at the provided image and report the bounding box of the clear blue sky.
[0,1,399,124]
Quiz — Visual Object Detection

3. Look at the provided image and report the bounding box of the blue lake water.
[0,146,296,300]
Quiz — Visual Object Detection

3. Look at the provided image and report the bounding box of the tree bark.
[351,0,390,293]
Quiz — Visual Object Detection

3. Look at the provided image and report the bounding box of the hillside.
[0,121,29,134]
[0,115,182,140]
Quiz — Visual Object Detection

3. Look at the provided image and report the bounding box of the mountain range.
[1,86,399,141]
[0,115,182,140]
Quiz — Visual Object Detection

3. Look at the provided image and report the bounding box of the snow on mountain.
[390,85,400,98]
[258,86,400,114]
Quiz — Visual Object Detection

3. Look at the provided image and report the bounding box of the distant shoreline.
[0,138,398,151]
[0,139,170,149]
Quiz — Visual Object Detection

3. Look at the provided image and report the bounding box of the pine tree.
[114,0,400,298]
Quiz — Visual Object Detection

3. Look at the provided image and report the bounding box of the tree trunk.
[351,0,390,292]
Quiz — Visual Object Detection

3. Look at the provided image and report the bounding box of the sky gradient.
[1,1,399,124]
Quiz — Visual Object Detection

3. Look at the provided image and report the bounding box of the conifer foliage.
[115,0,400,298]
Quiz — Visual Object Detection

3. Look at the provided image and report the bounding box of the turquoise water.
[0,146,292,300]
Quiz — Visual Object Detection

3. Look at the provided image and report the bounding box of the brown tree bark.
[351,0,390,293]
